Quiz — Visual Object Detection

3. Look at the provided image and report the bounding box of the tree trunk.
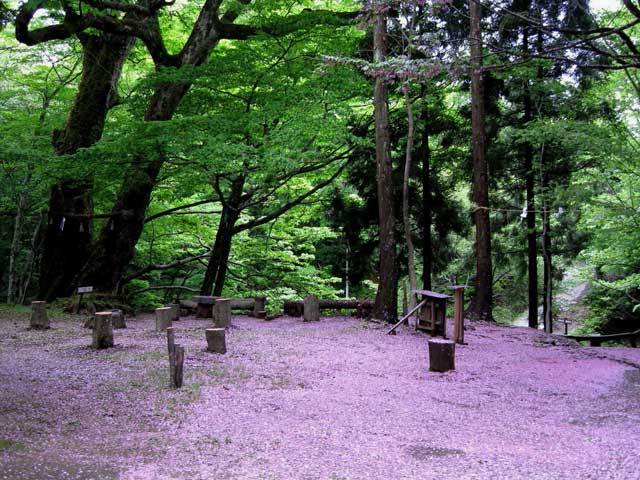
[372,7,398,323]
[523,26,539,330]
[39,33,133,300]
[468,0,493,322]
[18,213,43,304]
[402,84,417,310]
[541,177,553,334]
[200,176,245,296]
[75,155,164,292]
[419,86,432,291]
[7,185,27,303]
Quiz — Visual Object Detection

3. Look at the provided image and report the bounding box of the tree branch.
[144,198,218,223]
[233,162,346,234]
[123,250,212,282]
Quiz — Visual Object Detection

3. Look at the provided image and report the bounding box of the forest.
[2,0,639,337]
[1,0,640,479]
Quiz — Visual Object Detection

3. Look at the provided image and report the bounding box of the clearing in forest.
[0,311,639,480]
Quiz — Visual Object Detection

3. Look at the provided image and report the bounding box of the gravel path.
[1,312,639,479]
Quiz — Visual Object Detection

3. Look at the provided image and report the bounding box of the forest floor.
[1,309,639,480]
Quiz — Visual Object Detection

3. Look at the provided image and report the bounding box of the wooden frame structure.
[413,289,450,337]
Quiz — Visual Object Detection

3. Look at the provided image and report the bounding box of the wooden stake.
[167,326,175,355]
[172,344,184,389]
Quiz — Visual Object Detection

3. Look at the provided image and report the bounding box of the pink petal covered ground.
[1,312,639,479]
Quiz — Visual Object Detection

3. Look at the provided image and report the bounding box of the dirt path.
[1,312,639,479]
[513,266,589,331]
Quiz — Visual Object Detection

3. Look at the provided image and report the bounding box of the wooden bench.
[564,329,640,347]
[192,296,267,318]
[283,299,373,318]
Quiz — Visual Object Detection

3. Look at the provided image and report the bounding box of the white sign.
[77,286,94,294]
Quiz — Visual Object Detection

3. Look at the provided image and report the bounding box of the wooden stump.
[253,296,266,317]
[155,307,172,332]
[170,344,184,389]
[205,328,226,354]
[213,298,231,328]
[29,301,50,330]
[83,303,97,329]
[166,303,180,322]
[303,295,320,322]
[193,295,217,318]
[92,311,114,349]
[111,309,126,329]
[255,310,267,320]
[428,338,455,373]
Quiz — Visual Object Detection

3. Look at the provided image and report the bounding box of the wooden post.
[167,326,175,355]
[428,338,455,372]
[213,298,231,327]
[171,344,184,389]
[111,309,126,329]
[205,328,226,354]
[166,303,180,322]
[167,327,176,386]
[303,295,320,322]
[29,301,50,330]
[450,286,465,344]
[155,307,172,332]
[253,296,266,317]
[92,311,114,349]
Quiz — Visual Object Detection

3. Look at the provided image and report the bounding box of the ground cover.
[1,311,639,479]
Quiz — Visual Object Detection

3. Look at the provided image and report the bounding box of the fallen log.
[283,299,374,318]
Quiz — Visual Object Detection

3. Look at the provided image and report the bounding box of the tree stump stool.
[193,296,217,318]
[428,338,455,372]
[205,328,226,354]
[155,307,172,332]
[111,309,126,329]
[253,296,266,317]
[213,298,231,328]
[303,295,320,322]
[92,311,114,349]
[29,301,50,330]
[166,303,180,322]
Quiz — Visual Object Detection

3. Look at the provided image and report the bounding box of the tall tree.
[468,0,493,321]
[372,3,398,322]
[15,0,357,296]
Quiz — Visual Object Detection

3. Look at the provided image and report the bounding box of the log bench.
[564,329,640,347]
[191,296,267,318]
[283,299,373,318]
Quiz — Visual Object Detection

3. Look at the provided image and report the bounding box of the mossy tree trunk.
[39,33,133,300]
